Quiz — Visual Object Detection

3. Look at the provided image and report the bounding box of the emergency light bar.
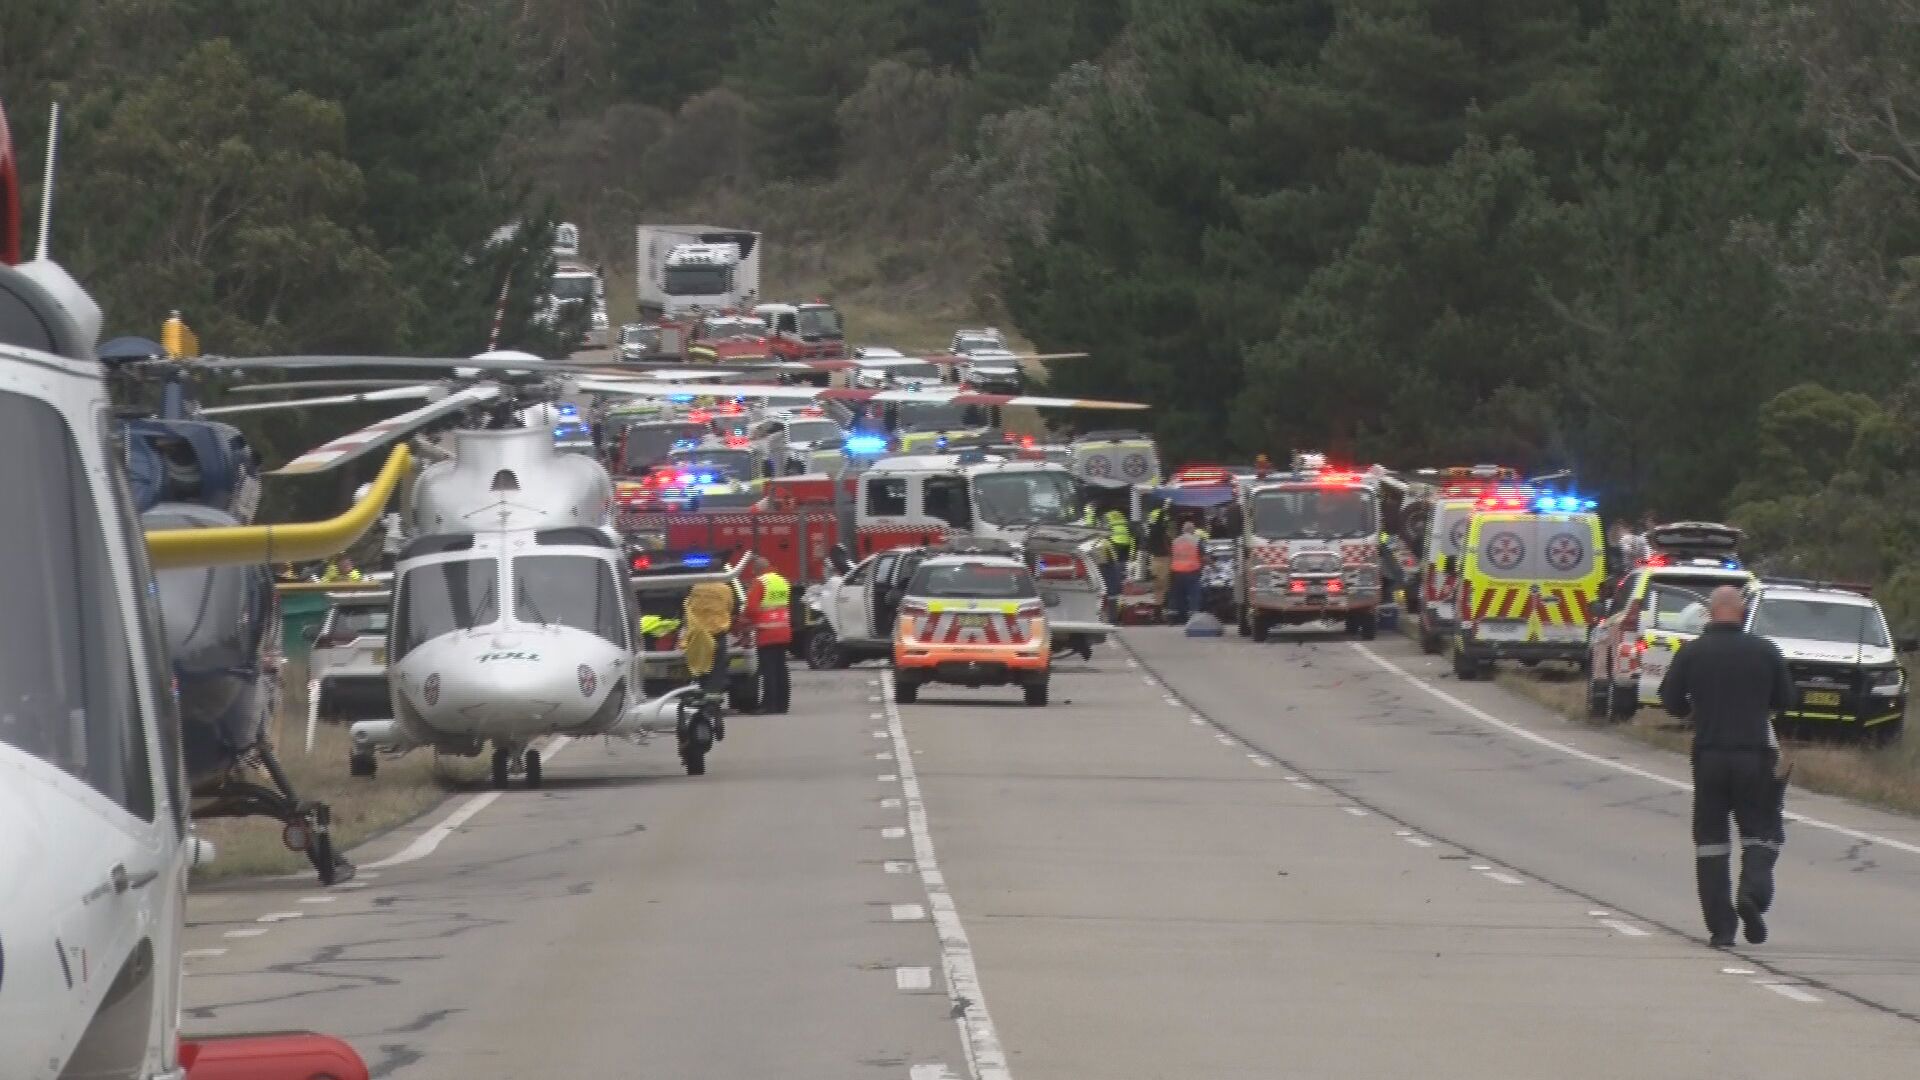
[845,433,888,455]
[1531,494,1597,513]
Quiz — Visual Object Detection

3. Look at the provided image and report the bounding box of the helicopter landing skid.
[196,747,356,887]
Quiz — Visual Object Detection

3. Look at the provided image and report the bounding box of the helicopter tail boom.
[145,444,412,569]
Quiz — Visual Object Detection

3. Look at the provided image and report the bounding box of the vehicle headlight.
[1869,667,1904,695]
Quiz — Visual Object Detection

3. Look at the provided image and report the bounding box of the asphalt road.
[183,632,1920,1078]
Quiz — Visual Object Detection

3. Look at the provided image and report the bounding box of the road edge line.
[882,669,1012,1080]
[362,735,574,870]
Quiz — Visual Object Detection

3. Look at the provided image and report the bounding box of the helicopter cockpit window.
[394,558,500,658]
[512,555,628,647]
[0,392,155,820]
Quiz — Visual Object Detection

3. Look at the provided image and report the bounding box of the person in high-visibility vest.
[1144,504,1172,607]
[1168,520,1205,623]
[746,556,792,714]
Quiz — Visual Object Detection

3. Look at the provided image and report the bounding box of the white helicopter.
[0,102,375,1080]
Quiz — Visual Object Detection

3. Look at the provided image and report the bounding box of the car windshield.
[395,558,500,656]
[908,562,1040,599]
[622,422,708,471]
[886,362,943,381]
[551,274,595,300]
[668,450,752,480]
[1249,488,1375,538]
[974,470,1082,526]
[797,307,843,338]
[512,555,626,645]
[1751,597,1890,648]
[664,266,729,296]
[329,606,389,639]
[955,335,1000,353]
[896,401,980,432]
[784,419,842,444]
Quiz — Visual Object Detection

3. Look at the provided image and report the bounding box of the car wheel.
[807,626,845,670]
[1451,641,1480,681]
[1608,680,1639,720]
[1250,614,1269,643]
[894,677,919,704]
[1024,675,1050,707]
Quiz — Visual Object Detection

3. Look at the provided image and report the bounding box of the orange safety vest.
[1170,534,1202,573]
[747,572,792,647]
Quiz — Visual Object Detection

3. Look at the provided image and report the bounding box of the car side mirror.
[301,623,322,644]
[1900,636,1919,653]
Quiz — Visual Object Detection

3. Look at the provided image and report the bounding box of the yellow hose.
[145,445,411,570]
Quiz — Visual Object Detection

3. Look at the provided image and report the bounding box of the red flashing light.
[725,434,749,448]
[689,408,711,423]
[631,553,651,571]
[1474,495,1529,511]
[1641,553,1670,567]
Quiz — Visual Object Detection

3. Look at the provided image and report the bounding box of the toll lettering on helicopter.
[478,651,541,662]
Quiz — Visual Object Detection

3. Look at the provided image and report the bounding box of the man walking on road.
[1658,585,1793,948]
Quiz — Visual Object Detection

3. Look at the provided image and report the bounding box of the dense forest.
[11,0,1920,619]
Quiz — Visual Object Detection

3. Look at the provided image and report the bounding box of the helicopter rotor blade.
[573,378,1146,411]
[201,385,439,417]
[268,384,504,476]
[224,379,428,394]
[198,352,690,378]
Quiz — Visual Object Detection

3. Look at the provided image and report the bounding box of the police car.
[1744,579,1915,743]
[1586,522,1753,719]
[958,348,1024,393]
[948,326,1007,356]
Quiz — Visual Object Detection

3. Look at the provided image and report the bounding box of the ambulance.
[1407,466,1531,655]
[1447,492,1604,681]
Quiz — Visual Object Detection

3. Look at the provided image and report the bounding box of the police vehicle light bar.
[681,552,713,568]
[845,434,888,455]
[1532,494,1597,513]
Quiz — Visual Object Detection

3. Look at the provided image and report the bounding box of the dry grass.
[1492,663,1920,817]
[190,668,479,882]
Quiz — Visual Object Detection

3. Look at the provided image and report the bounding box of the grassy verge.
[1491,662,1920,818]
[191,669,479,882]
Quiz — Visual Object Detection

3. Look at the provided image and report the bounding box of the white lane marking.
[1248,755,1274,767]
[1722,966,1758,976]
[891,903,927,921]
[896,966,934,991]
[1354,644,1920,859]
[1282,775,1300,782]
[1290,781,1314,792]
[362,735,572,871]
[258,911,304,923]
[1470,864,1493,871]
[1484,871,1525,886]
[1342,807,1369,817]
[1125,659,1138,668]
[881,798,902,809]
[912,1065,960,1080]
[298,896,337,904]
[883,827,907,839]
[870,695,883,703]
[333,881,369,890]
[1395,829,1413,836]
[877,751,896,760]
[1188,716,1206,726]
[883,670,1012,1080]
[874,729,888,737]
[1162,696,1180,706]
[1403,836,1434,848]
[223,928,268,939]
[1599,918,1650,937]
[183,948,227,959]
[1589,909,1611,917]
[1756,981,1821,1003]
[884,860,914,874]
[879,773,899,782]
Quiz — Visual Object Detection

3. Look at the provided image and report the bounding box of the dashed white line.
[1341,807,1369,817]
[1402,836,1434,848]
[1483,871,1525,886]
[881,798,902,809]
[1354,644,1920,860]
[1756,981,1820,1003]
[882,669,1012,1080]
[223,928,267,939]
[874,729,889,737]
[911,1065,960,1080]
[1599,918,1650,938]
[298,896,336,904]
[361,735,571,871]
[1470,864,1493,871]
[882,827,907,840]
[1290,781,1314,792]
[1188,716,1206,725]
[878,773,899,782]
[257,911,304,923]
[890,903,927,921]
[884,860,914,874]
[1162,695,1180,706]
[877,751,895,760]
[333,881,369,890]
[896,966,934,991]
[183,948,227,959]
[1722,966,1757,976]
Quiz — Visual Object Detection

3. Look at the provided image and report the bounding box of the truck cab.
[854,453,1084,555]
[758,299,846,368]
[1231,456,1387,641]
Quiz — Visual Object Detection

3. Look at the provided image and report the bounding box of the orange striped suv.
[1448,509,1605,681]
[893,555,1051,707]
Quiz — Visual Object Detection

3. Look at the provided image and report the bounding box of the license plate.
[1476,622,1528,642]
[1803,690,1842,707]
[1540,624,1584,643]
[958,614,989,628]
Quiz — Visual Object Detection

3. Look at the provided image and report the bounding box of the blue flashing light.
[845,434,888,455]
[1533,494,1596,513]
[681,552,713,568]
[669,394,694,404]
[671,438,698,451]
[1723,558,1742,570]
[558,403,578,417]
[936,435,949,450]
[695,471,716,484]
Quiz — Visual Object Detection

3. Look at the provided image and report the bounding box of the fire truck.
[1229,452,1394,641]
[616,449,1094,643]
[754,299,847,372]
